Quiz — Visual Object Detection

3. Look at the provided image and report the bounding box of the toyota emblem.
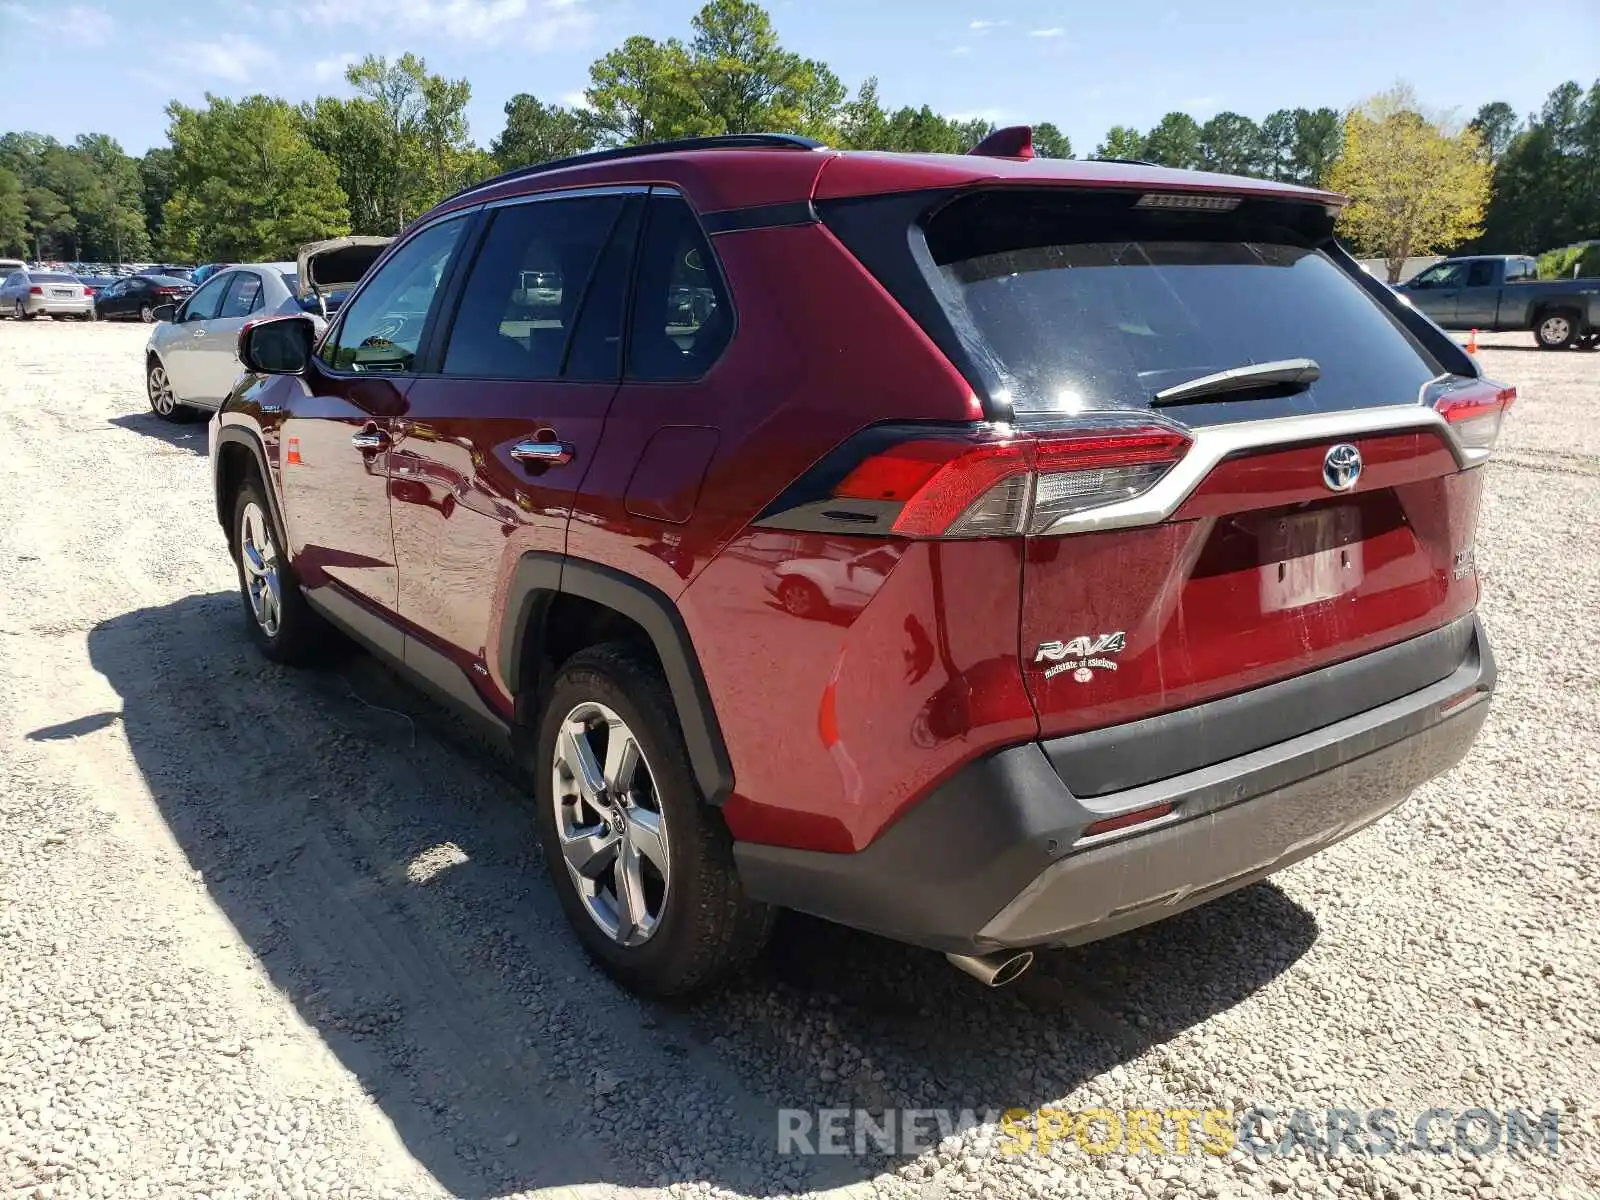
[1322,443,1363,492]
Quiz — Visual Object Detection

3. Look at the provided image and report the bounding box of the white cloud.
[1028,27,1065,38]
[298,0,592,50]
[950,44,972,56]
[560,90,592,110]
[169,33,275,85]
[968,18,1008,31]
[5,2,114,44]
[312,52,361,83]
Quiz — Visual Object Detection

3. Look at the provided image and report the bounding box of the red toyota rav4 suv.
[211,131,1506,997]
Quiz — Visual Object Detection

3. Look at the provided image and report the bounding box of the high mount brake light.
[832,426,1192,539]
[1432,380,1516,456]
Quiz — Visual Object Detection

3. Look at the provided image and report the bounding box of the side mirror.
[239,314,315,376]
[151,303,177,322]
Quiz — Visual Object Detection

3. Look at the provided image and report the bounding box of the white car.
[1,268,93,320]
[143,238,392,422]
[765,547,899,619]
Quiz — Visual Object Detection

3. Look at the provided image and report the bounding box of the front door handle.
[351,429,390,452]
[510,435,574,467]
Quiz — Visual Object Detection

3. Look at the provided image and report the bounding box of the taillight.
[760,422,1192,540]
[1431,378,1515,457]
[29,286,42,295]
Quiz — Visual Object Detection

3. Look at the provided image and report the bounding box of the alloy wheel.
[1540,315,1571,346]
[148,365,175,416]
[238,502,282,638]
[140,304,155,323]
[551,701,671,947]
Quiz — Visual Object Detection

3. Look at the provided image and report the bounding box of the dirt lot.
[1,321,1596,1200]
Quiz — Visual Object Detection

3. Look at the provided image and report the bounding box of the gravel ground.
[0,320,1595,1200]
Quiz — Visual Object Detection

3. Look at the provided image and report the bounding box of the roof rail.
[447,133,827,204]
[1090,156,1160,167]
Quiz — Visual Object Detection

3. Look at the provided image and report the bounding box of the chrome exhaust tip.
[945,949,1034,988]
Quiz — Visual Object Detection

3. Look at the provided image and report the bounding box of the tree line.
[0,0,1594,273]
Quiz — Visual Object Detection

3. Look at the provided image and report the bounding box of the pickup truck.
[1392,254,1600,350]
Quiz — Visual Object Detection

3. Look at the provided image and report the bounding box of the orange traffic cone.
[1467,328,1478,355]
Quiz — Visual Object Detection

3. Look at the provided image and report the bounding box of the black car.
[95,274,194,322]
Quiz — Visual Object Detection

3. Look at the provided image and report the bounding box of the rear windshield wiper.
[1152,358,1321,406]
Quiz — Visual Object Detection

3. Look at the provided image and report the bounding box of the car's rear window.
[32,273,77,283]
[916,191,1444,419]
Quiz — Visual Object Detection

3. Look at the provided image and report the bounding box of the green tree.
[585,35,708,144]
[1198,111,1263,176]
[1094,125,1147,159]
[138,147,175,254]
[163,94,349,260]
[0,167,26,255]
[491,94,598,169]
[687,0,843,137]
[1468,101,1519,165]
[419,69,476,195]
[1289,106,1343,185]
[1143,112,1202,169]
[344,53,440,230]
[1031,121,1072,159]
[1479,78,1600,253]
[1257,109,1296,179]
[302,96,394,234]
[1329,86,1489,281]
[837,77,889,149]
[24,186,74,260]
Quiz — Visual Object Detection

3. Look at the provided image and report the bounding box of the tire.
[776,576,826,620]
[1535,310,1579,350]
[231,476,323,665]
[139,304,157,324]
[531,644,773,997]
[13,300,32,321]
[146,359,196,423]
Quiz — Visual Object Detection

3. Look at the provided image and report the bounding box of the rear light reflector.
[1081,802,1175,840]
[1432,380,1515,455]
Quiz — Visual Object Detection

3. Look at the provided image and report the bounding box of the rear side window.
[1465,260,1495,287]
[908,190,1443,419]
[627,194,732,381]
[219,273,263,318]
[442,194,625,380]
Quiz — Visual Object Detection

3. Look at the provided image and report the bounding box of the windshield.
[920,190,1444,420]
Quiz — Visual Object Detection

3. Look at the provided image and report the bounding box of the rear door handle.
[510,436,574,467]
[352,429,390,452]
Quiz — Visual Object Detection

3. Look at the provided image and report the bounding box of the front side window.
[1412,261,1468,289]
[219,272,264,318]
[319,216,466,373]
[183,273,232,322]
[627,194,732,381]
[442,195,624,380]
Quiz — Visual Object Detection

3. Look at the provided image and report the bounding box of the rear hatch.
[819,184,1509,746]
[295,236,394,315]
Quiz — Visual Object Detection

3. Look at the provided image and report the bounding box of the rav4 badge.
[1034,632,1127,682]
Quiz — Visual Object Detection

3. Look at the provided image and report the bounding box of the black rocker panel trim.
[499,552,735,804]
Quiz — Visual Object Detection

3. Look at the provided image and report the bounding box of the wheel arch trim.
[213,425,288,550]
[499,552,735,805]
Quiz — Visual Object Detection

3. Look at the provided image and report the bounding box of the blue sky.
[2,0,1596,156]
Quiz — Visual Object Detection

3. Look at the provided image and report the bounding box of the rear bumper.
[23,296,93,316]
[736,615,1495,954]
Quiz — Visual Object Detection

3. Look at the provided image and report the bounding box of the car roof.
[432,133,1345,226]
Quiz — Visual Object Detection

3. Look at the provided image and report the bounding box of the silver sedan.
[1,269,94,320]
[143,263,303,421]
